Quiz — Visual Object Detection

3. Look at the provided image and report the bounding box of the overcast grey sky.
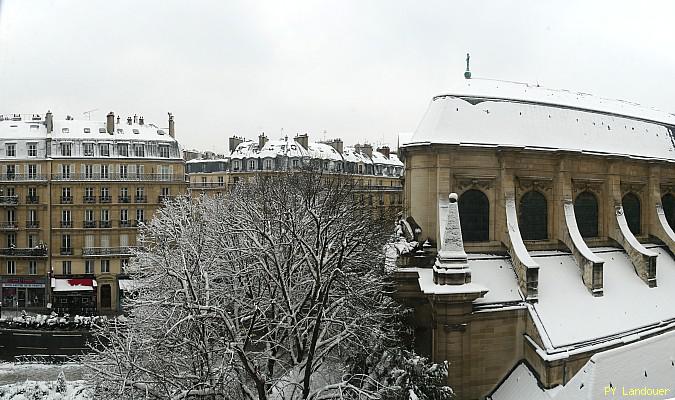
[0,0,674,154]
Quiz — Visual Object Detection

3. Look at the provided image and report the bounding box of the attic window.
[30,125,39,130]
[157,129,165,135]
[117,129,124,134]
[62,128,69,133]
[99,128,106,134]
[133,129,139,134]
[84,128,91,133]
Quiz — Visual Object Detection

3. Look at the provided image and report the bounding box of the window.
[5,143,15,157]
[85,209,94,222]
[101,209,110,222]
[99,143,110,157]
[60,143,72,156]
[62,261,71,275]
[6,261,15,275]
[101,259,110,273]
[136,187,144,198]
[85,260,94,274]
[622,193,641,235]
[61,235,71,250]
[120,187,129,198]
[6,165,15,179]
[249,160,256,170]
[136,208,144,223]
[159,165,170,180]
[119,164,128,179]
[233,160,240,171]
[7,209,15,225]
[265,159,273,170]
[61,209,71,223]
[60,164,71,179]
[84,164,93,179]
[61,187,71,203]
[27,234,36,248]
[101,187,110,199]
[292,159,299,169]
[83,143,94,156]
[663,194,675,231]
[27,164,37,179]
[117,143,128,157]
[134,144,145,157]
[85,187,94,198]
[458,189,490,242]
[159,145,170,158]
[100,164,109,179]
[575,191,599,238]
[84,128,91,134]
[519,191,548,240]
[161,187,170,197]
[120,209,128,222]
[218,176,224,186]
[28,261,37,275]
[201,177,207,184]
[7,233,16,247]
[62,128,69,134]
[27,143,37,157]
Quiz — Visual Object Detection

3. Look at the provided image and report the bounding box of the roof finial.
[464,53,472,79]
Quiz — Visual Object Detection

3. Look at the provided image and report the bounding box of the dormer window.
[5,144,15,157]
[159,145,170,158]
[99,143,110,157]
[292,159,299,168]
[99,128,106,134]
[60,143,72,157]
[61,128,69,134]
[233,160,240,171]
[133,144,145,157]
[133,129,139,134]
[84,128,91,134]
[157,130,165,135]
[117,129,124,134]
[27,143,37,157]
[83,143,94,157]
[117,143,128,157]
[248,160,256,170]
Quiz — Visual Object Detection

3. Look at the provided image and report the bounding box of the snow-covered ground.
[0,363,91,399]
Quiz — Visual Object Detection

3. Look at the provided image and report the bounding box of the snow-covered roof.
[307,142,343,161]
[492,329,675,400]
[488,363,549,400]
[51,278,96,292]
[532,246,675,348]
[370,149,404,166]
[0,118,176,143]
[342,147,372,164]
[405,79,675,161]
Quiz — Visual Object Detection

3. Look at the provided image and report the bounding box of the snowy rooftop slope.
[488,362,550,400]
[533,247,675,348]
[554,329,675,400]
[0,118,175,142]
[406,80,675,161]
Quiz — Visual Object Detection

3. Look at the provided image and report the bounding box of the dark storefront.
[51,278,97,316]
[0,277,47,310]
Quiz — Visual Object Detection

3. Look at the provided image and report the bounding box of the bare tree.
[83,172,413,399]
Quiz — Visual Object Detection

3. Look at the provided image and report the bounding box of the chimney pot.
[258,133,268,148]
[139,116,144,125]
[133,114,138,124]
[127,117,132,125]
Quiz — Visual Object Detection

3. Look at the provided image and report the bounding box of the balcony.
[0,221,18,230]
[118,196,131,203]
[0,196,18,206]
[25,220,40,229]
[0,174,47,182]
[60,247,73,255]
[60,220,72,228]
[82,246,137,256]
[135,196,147,203]
[0,247,47,257]
[83,196,97,204]
[60,196,73,204]
[119,220,132,228]
[158,195,172,203]
[99,220,112,228]
[83,220,96,228]
[99,196,112,203]
[26,195,39,204]
[51,173,186,182]
[133,220,146,227]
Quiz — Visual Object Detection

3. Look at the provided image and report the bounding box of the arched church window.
[575,191,599,238]
[622,193,641,235]
[662,193,675,231]
[458,189,489,242]
[519,191,548,240]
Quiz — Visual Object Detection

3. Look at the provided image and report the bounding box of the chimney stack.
[326,139,343,154]
[229,136,243,153]
[168,113,175,138]
[362,143,373,158]
[139,116,144,125]
[116,116,120,124]
[127,116,132,125]
[295,133,309,150]
[377,145,390,159]
[258,133,268,148]
[45,110,53,134]
[133,114,138,124]
[106,112,115,134]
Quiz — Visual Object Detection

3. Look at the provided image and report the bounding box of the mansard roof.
[405,79,675,161]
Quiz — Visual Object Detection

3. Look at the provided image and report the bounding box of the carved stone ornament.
[517,176,553,193]
[572,178,604,195]
[454,175,495,191]
[620,181,646,195]
[661,183,675,195]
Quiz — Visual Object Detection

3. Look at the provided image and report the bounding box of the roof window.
[157,129,165,135]
[84,128,91,133]
[117,129,124,134]
[99,128,106,134]
[30,125,39,130]
[133,129,139,134]
[62,128,69,133]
